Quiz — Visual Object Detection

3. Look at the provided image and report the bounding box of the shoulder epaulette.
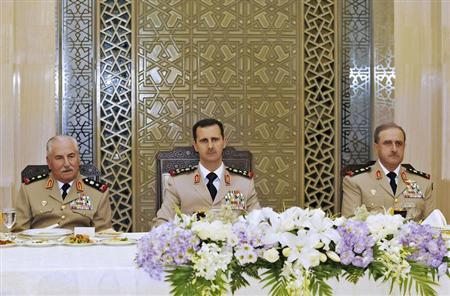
[346,166,372,177]
[226,167,254,178]
[23,173,48,185]
[169,166,197,177]
[83,178,109,192]
[401,164,431,180]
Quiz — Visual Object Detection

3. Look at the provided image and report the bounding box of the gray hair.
[46,135,79,155]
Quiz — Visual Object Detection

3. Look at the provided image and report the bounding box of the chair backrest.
[155,146,253,211]
[21,164,101,182]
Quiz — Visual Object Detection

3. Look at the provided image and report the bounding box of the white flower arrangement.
[136,206,449,296]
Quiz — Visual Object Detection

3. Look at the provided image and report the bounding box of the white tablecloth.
[1,233,449,295]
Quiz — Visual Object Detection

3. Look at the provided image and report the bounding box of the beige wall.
[394,0,450,220]
[0,0,56,209]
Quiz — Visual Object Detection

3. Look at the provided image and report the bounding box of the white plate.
[63,241,96,247]
[23,240,58,247]
[102,238,136,246]
[96,230,123,238]
[21,228,72,240]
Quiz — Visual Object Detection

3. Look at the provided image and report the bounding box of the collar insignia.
[194,173,200,183]
[225,174,231,185]
[46,178,54,189]
[401,171,407,182]
[376,170,382,180]
[76,180,83,192]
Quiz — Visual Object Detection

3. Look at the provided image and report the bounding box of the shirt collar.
[57,180,74,190]
[198,162,224,182]
[378,160,400,176]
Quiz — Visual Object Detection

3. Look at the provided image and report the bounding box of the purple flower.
[136,222,200,280]
[336,220,375,268]
[398,222,446,268]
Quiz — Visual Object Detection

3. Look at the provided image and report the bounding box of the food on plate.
[0,239,14,245]
[67,234,93,244]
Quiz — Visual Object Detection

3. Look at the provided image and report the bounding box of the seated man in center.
[153,118,261,226]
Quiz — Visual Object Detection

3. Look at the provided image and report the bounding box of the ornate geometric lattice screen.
[134,0,339,230]
[98,0,133,231]
[59,0,340,231]
[340,0,372,166]
[58,0,96,164]
[303,1,338,212]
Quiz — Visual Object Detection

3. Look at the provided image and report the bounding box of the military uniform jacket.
[14,173,112,232]
[342,161,434,221]
[153,166,261,226]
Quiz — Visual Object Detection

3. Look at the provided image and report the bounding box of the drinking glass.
[2,208,16,240]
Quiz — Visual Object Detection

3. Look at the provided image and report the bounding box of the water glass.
[2,208,16,240]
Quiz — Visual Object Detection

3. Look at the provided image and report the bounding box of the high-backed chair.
[155,146,253,211]
[21,164,101,182]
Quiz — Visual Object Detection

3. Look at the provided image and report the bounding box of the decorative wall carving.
[58,0,341,231]
[59,0,95,163]
[98,0,133,231]
[303,0,337,212]
[340,0,372,166]
[373,0,395,127]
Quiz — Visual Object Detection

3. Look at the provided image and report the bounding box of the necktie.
[387,171,397,194]
[206,172,218,201]
[61,183,71,199]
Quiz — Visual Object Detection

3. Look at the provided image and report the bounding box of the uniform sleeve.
[92,189,112,231]
[152,176,181,228]
[422,179,435,219]
[13,184,33,232]
[341,176,362,217]
[245,178,260,212]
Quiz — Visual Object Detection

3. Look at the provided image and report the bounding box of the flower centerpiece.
[136,206,449,296]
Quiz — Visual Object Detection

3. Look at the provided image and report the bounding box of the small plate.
[21,228,72,240]
[63,241,96,247]
[23,240,58,247]
[96,230,123,238]
[102,238,136,246]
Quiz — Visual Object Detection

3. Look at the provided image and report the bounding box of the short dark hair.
[374,122,406,144]
[192,118,224,141]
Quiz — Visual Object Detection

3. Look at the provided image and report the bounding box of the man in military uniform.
[14,135,112,231]
[342,123,435,221]
[153,118,260,226]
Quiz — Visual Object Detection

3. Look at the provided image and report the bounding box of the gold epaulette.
[83,178,109,192]
[169,166,197,177]
[401,164,431,180]
[23,173,48,185]
[226,167,254,178]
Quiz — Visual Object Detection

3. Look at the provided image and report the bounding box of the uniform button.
[61,205,65,210]
[61,215,66,219]
[394,198,398,203]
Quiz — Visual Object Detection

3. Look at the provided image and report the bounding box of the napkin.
[421,209,447,228]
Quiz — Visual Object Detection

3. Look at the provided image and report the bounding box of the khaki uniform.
[342,161,434,221]
[153,166,260,226]
[14,173,112,232]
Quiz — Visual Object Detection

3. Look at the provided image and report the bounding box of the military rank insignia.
[70,194,93,210]
[224,190,245,210]
[226,167,254,178]
[83,178,108,192]
[169,166,197,177]
[23,173,49,185]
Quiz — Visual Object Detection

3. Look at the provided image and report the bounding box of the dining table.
[1,232,449,295]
